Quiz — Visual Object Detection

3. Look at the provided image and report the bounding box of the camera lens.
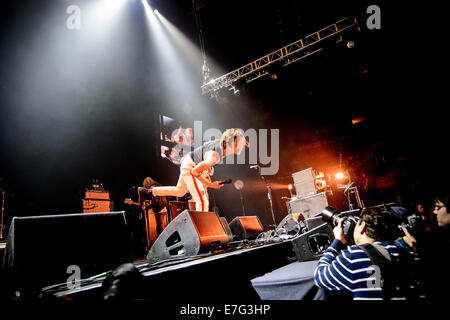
[321,206,359,245]
[321,206,340,225]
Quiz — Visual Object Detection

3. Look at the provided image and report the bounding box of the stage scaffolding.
[201,16,360,97]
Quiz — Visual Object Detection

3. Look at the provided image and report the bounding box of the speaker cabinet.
[287,192,328,219]
[147,210,229,264]
[82,199,114,213]
[229,216,264,241]
[168,201,189,222]
[291,222,334,262]
[304,215,326,230]
[1,211,132,288]
[219,217,233,243]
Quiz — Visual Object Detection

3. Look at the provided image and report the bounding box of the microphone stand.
[260,172,277,229]
[238,188,246,216]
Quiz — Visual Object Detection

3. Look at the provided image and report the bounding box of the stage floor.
[40,240,298,301]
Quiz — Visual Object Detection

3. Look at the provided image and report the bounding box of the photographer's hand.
[401,226,417,252]
[333,218,347,245]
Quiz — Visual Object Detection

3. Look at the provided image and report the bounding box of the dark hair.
[432,192,450,209]
[359,207,397,241]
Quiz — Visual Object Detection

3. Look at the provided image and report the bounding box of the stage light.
[154,9,159,14]
[334,170,351,189]
[335,172,345,180]
[228,85,239,95]
[234,180,244,191]
[288,184,294,197]
[347,40,355,48]
[315,178,327,191]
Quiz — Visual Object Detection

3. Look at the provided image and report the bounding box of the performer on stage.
[151,128,248,212]
[139,177,168,239]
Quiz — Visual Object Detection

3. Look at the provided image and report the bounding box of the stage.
[38,239,300,301]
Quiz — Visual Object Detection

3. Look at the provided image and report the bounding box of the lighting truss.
[201,16,360,96]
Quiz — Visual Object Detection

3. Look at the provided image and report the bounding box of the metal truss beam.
[201,16,360,96]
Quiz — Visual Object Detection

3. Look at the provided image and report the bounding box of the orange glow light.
[335,172,345,180]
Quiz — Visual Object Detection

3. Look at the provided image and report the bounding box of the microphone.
[219,179,232,185]
[250,165,260,170]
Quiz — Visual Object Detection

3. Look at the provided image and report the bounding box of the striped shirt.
[314,239,400,300]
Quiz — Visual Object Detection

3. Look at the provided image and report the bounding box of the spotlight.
[315,178,327,191]
[154,9,159,14]
[288,184,294,197]
[335,172,345,180]
[234,180,244,191]
[347,40,355,48]
[228,85,239,95]
[334,171,351,189]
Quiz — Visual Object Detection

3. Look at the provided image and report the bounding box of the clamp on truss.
[201,16,360,96]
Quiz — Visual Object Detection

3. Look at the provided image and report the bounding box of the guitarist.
[150,128,248,212]
[125,177,168,251]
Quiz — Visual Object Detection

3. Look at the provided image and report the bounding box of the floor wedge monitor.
[147,210,229,264]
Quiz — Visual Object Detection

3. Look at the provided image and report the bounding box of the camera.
[321,206,360,244]
[390,205,424,238]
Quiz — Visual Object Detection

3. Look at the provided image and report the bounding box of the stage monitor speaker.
[229,216,264,241]
[1,211,132,288]
[304,215,326,230]
[291,222,334,262]
[147,210,229,264]
[219,217,233,243]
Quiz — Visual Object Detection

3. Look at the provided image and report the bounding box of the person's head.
[432,193,450,228]
[353,207,397,245]
[143,177,157,189]
[416,203,425,215]
[221,128,249,155]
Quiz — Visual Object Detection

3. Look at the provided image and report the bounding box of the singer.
[151,128,249,211]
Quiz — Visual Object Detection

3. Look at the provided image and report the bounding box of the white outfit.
[152,156,209,212]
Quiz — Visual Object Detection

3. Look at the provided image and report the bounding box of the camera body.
[398,212,423,237]
[321,206,360,244]
[390,205,424,238]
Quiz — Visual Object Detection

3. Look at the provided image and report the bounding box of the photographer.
[418,193,450,301]
[314,207,401,300]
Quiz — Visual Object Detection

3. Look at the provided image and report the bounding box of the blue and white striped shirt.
[314,239,400,300]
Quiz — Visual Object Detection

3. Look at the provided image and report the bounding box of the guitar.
[124,198,140,206]
[124,198,152,211]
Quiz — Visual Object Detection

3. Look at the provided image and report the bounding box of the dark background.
[0,0,444,230]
